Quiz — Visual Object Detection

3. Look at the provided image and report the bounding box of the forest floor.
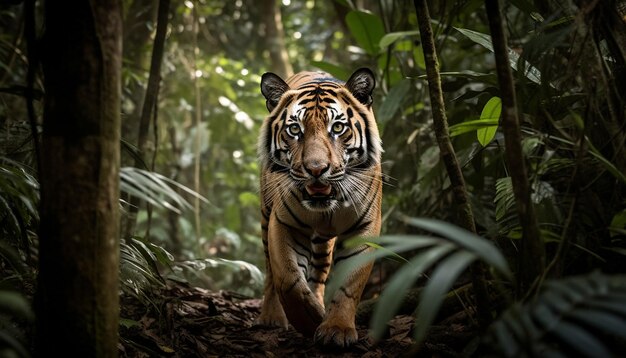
[118,282,475,357]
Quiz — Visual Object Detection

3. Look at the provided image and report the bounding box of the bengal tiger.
[255,68,383,347]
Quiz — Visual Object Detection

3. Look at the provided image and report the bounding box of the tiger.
[255,68,383,347]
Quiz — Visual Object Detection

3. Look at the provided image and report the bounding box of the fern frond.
[482,272,626,357]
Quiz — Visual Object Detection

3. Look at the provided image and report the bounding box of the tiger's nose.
[304,161,329,178]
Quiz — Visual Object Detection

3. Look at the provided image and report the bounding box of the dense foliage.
[1,0,625,356]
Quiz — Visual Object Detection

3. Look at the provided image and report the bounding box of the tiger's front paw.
[254,306,289,329]
[314,321,358,348]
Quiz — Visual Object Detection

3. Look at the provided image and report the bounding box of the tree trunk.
[36,1,122,356]
[124,0,170,238]
[121,0,158,166]
[261,0,293,78]
[414,0,491,329]
[485,0,545,295]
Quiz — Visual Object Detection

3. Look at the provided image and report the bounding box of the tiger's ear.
[261,72,290,112]
[345,68,376,106]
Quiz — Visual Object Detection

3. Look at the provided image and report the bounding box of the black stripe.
[311,262,330,271]
[287,243,310,260]
[285,278,299,293]
[275,214,309,238]
[270,162,288,172]
[311,236,332,244]
[312,251,331,259]
[340,286,356,299]
[359,111,377,165]
[354,120,364,150]
[342,177,378,236]
[283,197,311,229]
[298,262,308,275]
[307,277,326,284]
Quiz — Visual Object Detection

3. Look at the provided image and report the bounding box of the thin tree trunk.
[125,0,170,238]
[485,0,545,295]
[261,0,293,78]
[36,0,122,356]
[121,0,158,167]
[192,1,202,244]
[414,0,491,329]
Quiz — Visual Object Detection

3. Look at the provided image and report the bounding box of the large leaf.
[345,10,385,55]
[376,78,412,123]
[379,30,420,50]
[327,218,512,347]
[399,216,512,277]
[413,251,476,343]
[454,27,542,84]
[326,236,443,304]
[369,243,455,340]
[477,96,501,147]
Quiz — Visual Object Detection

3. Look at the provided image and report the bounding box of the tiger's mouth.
[302,182,337,208]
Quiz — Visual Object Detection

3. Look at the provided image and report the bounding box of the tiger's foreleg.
[308,235,336,305]
[268,215,325,336]
[314,240,377,347]
[255,215,289,328]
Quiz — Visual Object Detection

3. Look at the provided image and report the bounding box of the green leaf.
[345,10,385,55]
[414,45,426,70]
[550,321,612,357]
[477,96,501,146]
[454,27,542,84]
[376,78,412,123]
[398,216,512,278]
[326,236,443,302]
[584,139,626,184]
[414,251,476,343]
[569,308,626,337]
[449,118,499,137]
[379,30,420,50]
[0,290,34,321]
[609,209,626,238]
[495,177,515,221]
[370,243,455,340]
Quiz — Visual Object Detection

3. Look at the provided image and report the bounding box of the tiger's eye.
[288,124,301,135]
[331,122,344,134]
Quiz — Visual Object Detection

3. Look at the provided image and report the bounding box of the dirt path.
[119,284,471,357]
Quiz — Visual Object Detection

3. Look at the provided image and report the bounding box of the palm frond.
[119,167,209,214]
[172,258,264,296]
[119,238,172,307]
[481,272,626,357]
[327,216,512,344]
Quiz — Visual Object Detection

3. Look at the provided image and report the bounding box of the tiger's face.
[259,69,382,212]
